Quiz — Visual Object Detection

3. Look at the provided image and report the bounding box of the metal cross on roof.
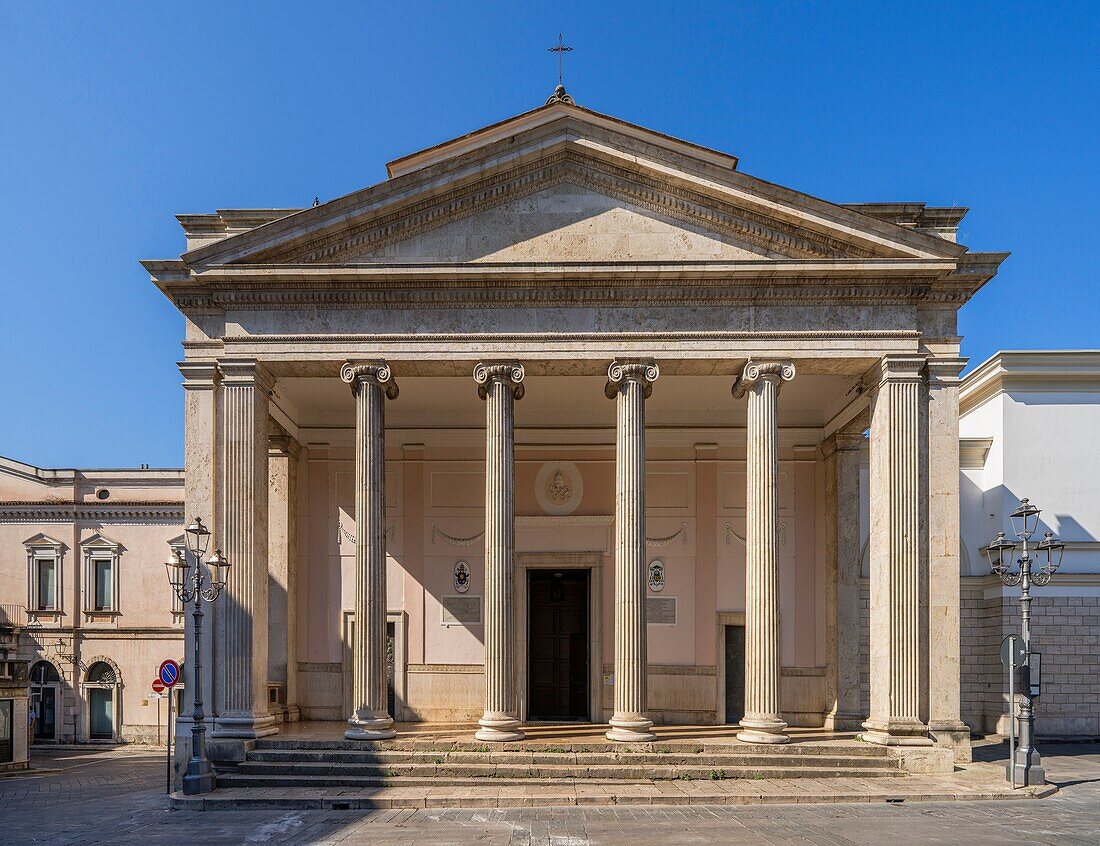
[548,33,573,85]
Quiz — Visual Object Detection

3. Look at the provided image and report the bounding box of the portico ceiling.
[273,372,860,432]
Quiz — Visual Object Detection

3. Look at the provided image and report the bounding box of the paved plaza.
[1,742,1099,845]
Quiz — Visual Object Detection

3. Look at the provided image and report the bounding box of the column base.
[606,714,655,743]
[211,713,280,739]
[475,714,525,743]
[860,718,933,746]
[823,711,865,732]
[929,720,972,761]
[736,715,789,744]
[345,712,396,741]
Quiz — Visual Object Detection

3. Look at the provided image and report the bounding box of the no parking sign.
[158,659,180,688]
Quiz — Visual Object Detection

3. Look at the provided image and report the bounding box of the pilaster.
[926,355,970,758]
[214,358,278,739]
[342,361,399,740]
[822,426,866,731]
[732,361,794,744]
[474,362,526,742]
[605,359,659,742]
[268,423,301,722]
[863,355,932,746]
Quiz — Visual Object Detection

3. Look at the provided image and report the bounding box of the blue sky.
[1,1,1097,468]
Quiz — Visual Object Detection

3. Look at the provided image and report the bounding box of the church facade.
[143,90,1007,763]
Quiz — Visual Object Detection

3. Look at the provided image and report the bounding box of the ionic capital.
[473,362,525,401]
[732,360,795,399]
[341,361,399,400]
[604,359,659,399]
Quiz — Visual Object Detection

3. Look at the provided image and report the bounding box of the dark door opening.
[528,569,589,721]
[724,624,746,725]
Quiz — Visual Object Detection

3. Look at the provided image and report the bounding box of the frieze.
[174,280,974,311]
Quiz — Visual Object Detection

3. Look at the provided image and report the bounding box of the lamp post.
[165,517,231,795]
[983,498,1065,787]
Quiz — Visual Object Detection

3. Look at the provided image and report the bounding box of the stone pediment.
[177,104,966,269]
[344,181,784,264]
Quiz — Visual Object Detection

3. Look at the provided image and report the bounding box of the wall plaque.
[453,560,471,593]
[648,559,665,592]
[646,596,677,626]
[441,595,482,626]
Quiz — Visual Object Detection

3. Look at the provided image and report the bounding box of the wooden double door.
[527,569,589,721]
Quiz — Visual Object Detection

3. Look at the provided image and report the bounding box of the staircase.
[214,737,903,793]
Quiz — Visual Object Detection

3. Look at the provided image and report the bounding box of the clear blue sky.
[1,1,1097,468]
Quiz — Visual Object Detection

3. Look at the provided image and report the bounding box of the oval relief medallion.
[534,461,583,516]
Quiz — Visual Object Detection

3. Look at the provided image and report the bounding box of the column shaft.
[733,361,794,744]
[215,358,277,739]
[475,363,525,742]
[605,360,659,742]
[268,425,300,722]
[342,362,398,740]
[864,355,932,746]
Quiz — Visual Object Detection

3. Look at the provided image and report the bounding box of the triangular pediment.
[177,104,966,269]
[23,532,66,550]
[80,532,123,551]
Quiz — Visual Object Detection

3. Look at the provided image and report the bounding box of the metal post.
[1008,642,1016,790]
[165,688,172,794]
[182,566,216,795]
[1010,547,1045,786]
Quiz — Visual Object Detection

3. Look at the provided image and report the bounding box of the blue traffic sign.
[159,659,180,688]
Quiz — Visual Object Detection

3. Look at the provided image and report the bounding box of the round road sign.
[159,659,180,688]
[151,678,166,694]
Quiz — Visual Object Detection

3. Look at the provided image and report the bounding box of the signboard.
[158,659,180,688]
[151,678,166,694]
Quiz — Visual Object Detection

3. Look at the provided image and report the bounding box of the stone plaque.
[441,595,482,626]
[646,596,677,626]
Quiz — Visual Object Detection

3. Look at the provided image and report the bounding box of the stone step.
[253,738,890,757]
[221,763,905,787]
[245,749,896,769]
[174,780,1058,812]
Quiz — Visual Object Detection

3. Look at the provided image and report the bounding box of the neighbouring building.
[2,92,1096,763]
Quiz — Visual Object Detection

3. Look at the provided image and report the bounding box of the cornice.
[961,350,1100,416]
[0,502,183,523]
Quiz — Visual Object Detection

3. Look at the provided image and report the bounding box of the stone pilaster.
[215,358,278,739]
[604,359,659,742]
[268,423,301,722]
[732,361,794,744]
[341,361,399,740]
[863,355,932,746]
[474,362,525,742]
[822,427,866,731]
[926,355,970,758]
[175,361,219,782]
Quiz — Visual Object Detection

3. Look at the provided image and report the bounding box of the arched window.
[30,660,60,685]
[86,661,117,685]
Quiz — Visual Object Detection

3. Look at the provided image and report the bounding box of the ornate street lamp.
[166,517,231,795]
[983,498,1064,786]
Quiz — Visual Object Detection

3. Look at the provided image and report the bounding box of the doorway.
[30,661,59,742]
[527,569,590,721]
[724,624,746,725]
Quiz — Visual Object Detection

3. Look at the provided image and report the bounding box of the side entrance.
[527,569,590,721]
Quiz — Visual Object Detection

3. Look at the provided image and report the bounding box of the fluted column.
[342,361,399,740]
[863,355,932,746]
[215,358,277,739]
[732,361,794,744]
[605,360,659,742]
[474,362,525,742]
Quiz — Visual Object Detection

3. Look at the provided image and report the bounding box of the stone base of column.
[606,714,656,743]
[736,715,789,744]
[861,718,933,746]
[212,713,280,739]
[475,713,525,742]
[345,711,396,741]
[929,720,972,761]
[823,710,865,732]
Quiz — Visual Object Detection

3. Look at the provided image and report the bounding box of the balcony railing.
[0,604,28,629]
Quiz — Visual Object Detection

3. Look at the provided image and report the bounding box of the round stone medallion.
[535,461,583,516]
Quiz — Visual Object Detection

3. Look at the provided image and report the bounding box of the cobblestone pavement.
[2,743,1099,845]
